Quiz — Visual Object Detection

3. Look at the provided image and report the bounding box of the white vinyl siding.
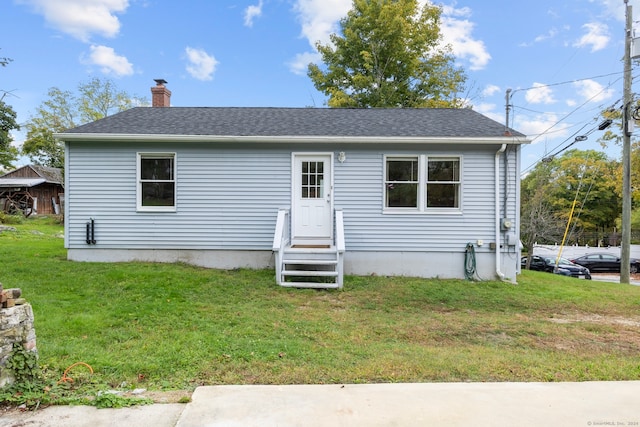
[334,146,508,252]
[65,141,519,256]
[66,142,290,250]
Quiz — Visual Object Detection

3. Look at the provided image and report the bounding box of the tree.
[0,99,19,169]
[307,0,466,108]
[597,105,640,240]
[549,150,619,233]
[520,162,565,258]
[521,149,620,247]
[0,51,19,170]
[22,78,147,168]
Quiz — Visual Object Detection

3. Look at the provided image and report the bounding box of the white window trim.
[383,154,463,214]
[137,152,177,212]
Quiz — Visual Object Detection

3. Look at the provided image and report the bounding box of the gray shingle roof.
[30,165,63,184]
[62,107,525,139]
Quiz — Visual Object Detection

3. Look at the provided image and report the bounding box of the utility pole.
[621,0,632,284]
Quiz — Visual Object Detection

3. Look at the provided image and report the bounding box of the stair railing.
[335,209,345,289]
[272,208,290,284]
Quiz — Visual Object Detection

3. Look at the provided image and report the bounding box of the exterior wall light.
[337,152,346,163]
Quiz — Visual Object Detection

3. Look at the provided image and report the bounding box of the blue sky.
[1,0,638,173]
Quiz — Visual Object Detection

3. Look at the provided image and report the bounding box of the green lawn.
[1,216,640,393]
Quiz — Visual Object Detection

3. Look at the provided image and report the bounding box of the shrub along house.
[56,81,528,288]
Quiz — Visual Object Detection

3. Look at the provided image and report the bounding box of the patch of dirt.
[548,313,640,327]
[545,313,640,353]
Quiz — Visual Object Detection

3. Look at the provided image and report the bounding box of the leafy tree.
[0,99,19,169]
[0,51,19,169]
[22,78,147,168]
[307,0,466,108]
[597,104,640,238]
[550,150,619,234]
[520,162,565,258]
[521,149,620,247]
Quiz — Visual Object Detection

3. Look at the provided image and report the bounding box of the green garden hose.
[464,242,477,281]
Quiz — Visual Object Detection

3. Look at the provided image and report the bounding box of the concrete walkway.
[2,381,639,426]
[591,273,640,286]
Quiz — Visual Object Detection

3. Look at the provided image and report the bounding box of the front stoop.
[277,246,342,289]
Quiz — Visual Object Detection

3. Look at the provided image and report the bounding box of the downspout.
[495,144,507,280]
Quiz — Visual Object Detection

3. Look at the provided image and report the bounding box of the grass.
[1,216,640,395]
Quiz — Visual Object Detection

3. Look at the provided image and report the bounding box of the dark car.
[521,255,592,279]
[570,253,640,273]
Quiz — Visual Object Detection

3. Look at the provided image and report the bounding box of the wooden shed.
[0,165,64,216]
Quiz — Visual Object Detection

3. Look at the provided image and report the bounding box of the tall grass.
[1,216,639,390]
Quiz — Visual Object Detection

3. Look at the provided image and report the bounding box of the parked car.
[521,255,592,279]
[570,253,640,273]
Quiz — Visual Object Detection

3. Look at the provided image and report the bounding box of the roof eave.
[55,133,530,145]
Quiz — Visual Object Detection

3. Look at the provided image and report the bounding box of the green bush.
[0,213,24,225]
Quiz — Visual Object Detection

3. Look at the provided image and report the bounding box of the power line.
[515,71,624,176]
[525,77,622,144]
[519,99,620,176]
[510,71,624,95]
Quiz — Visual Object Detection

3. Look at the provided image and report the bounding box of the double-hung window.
[426,157,460,208]
[137,153,176,212]
[385,155,461,212]
[385,157,419,208]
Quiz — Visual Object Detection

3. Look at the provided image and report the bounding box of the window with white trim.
[426,157,460,208]
[137,153,176,212]
[384,155,461,212]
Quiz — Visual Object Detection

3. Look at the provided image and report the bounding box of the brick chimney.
[151,79,171,107]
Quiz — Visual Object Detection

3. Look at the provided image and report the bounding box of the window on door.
[137,153,176,212]
[384,155,461,212]
[301,161,324,199]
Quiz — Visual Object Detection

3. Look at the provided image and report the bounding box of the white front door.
[293,154,333,244]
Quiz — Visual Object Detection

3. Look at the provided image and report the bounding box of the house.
[56,81,529,288]
[0,165,64,216]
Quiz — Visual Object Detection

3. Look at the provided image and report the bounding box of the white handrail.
[272,209,289,251]
[273,209,290,286]
[335,209,345,289]
[335,209,345,253]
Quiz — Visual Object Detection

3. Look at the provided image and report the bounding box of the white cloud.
[596,0,636,21]
[474,103,502,123]
[288,51,322,75]
[515,114,569,142]
[572,79,615,103]
[439,5,491,71]
[525,83,555,104]
[244,0,264,28]
[482,84,501,97]
[185,47,218,81]
[84,45,133,76]
[293,0,352,49]
[574,22,610,52]
[18,0,128,42]
[292,1,491,72]
[534,28,558,43]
